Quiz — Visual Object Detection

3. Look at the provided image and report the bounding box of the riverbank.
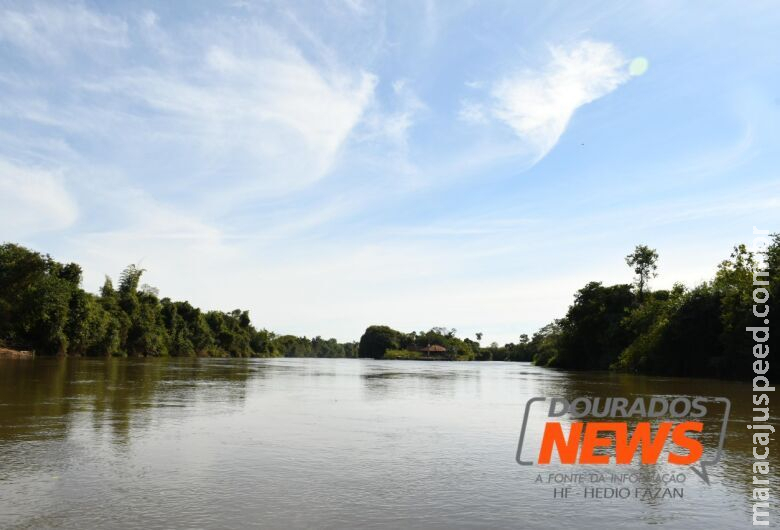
[0,347,34,359]
[383,349,454,361]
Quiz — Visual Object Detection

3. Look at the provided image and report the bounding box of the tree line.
[2,237,776,380]
[527,237,778,380]
[0,243,357,358]
[358,237,777,380]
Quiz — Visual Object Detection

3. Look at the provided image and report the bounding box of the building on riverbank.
[420,344,447,357]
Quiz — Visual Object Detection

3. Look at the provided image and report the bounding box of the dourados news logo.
[516,396,730,484]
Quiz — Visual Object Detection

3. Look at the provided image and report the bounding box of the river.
[0,358,775,529]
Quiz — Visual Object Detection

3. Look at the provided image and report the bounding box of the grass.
[383,349,465,361]
[383,349,424,360]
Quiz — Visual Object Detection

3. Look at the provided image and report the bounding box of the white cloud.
[0,3,127,61]
[489,40,630,161]
[340,0,368,15]
[352,78,427,165]
[458,100,487,124]
[140,10,158,29]
[67,185,241,297]
[79,41,376,199]
[1,5,378,202]
[0,159,77,238]
[382,79,425,146]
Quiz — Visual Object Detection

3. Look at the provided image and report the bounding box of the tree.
[66,290,112,356]
[711,244,761,379]
[529,322,562,366]
[358,325,401,358]
[119,265,145,295]
[625,244,659,299]
[0,244,76,354]
[553,282,636,370]
[250,329,279,357]
[274,335,313,357]
[1,243,357,359]
[615,284,724,377]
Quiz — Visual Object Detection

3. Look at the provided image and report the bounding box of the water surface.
[0,358,774,529]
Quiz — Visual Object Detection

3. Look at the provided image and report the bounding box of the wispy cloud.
[0,3,127,62]
[0,158,77,238]
[457,99,487,124]
[359,78,426,151]
[86,44,376,198]
[464,40,630,162]
[2,8,378,205]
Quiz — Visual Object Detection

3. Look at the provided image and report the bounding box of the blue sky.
[1,0,778,344]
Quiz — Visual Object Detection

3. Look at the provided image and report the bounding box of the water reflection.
[360,363,481,401]
[0,358,775,529]
[0,358,257,445]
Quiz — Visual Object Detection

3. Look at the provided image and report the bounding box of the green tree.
[528,322,562,366]
[625,244,659,299]
[358,325,401,358]
[65,290,112,356]
[274,335,313,357]
[0,244,76,354]
[553,282,636,370]
[711,244,761,379]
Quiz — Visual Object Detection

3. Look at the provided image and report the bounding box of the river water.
[0,358,775,529]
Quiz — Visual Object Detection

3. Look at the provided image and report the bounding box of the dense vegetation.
[357,325,540,362]
[358,325,482,360]
[527,238,778,380]
[2,237,776,380]
[356,238,777,380]
[0,243,356,358]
